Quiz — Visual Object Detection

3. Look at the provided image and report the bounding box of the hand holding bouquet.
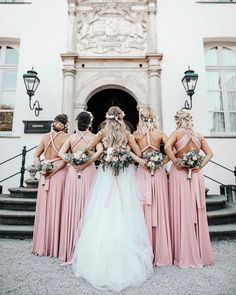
[64,150,90,178]
[142,150,164,176]
[179,149,203,180]
[40,162,54,185]
[101,146,133,176]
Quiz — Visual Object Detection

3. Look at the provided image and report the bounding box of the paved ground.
[0,239,235,295]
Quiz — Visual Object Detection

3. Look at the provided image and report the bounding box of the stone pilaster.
[61,53,77,133]
[147,54,163,129]
[147,0,157,53]
[67,0,76,53]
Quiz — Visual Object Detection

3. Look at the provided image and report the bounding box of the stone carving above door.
[76,0,148,56]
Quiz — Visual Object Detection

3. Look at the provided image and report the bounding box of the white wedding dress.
[72,165,153,291]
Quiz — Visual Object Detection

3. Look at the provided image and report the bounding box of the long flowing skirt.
[59,163,96,262]
[72,165,153,291]
[169,165,214,268]
[137,165,172,266]
[32,161,67,257]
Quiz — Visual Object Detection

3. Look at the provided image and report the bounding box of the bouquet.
[101,146,133,176]
[40,162,54,186]
[142,150,164,176]
[64,150,90,178]
[180,149,203,180]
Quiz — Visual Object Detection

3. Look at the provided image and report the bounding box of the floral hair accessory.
[106,111,125,121]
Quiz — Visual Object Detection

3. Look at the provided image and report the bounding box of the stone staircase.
[206,194,236,239]
[0,188,236,240]
[0,189,37,239]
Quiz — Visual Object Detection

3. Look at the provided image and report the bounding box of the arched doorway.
[87,88,139,133]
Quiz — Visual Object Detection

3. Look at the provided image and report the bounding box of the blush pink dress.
[32,131,67,257]
[137,133,172,266]
[169,132,214,268]
[59,131,96,262]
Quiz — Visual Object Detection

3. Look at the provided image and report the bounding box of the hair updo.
[76,111,93,131]
[174,109,194,134]
[52,114,68,132]
[137,106,158,134]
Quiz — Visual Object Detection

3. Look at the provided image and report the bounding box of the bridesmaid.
[58,111,103,262]
[165,110,214,268]
[134,107,172,266]
[32,114,69,257]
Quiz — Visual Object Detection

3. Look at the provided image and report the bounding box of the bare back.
[70,131,95,153]
[34,131,69,161]
[134,129,165,153]
[174,129,202,158]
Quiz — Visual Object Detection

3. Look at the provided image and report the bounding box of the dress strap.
[141,130,159,153]
[71,131,90,149]
[44,131,63,155]
[174,132,201,152]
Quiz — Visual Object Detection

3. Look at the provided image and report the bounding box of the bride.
[72,106,153,291]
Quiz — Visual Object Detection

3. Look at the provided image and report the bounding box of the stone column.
[62,67,76,133]
[67,0,76,53]
[147,54,163,130]
[147,0,157,53]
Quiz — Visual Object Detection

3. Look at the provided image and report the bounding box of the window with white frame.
[0,43,19,132]
[205,44,236,135]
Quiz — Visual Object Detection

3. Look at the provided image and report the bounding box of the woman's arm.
[130,151,147,169]
[58,137,71,161]
[33,136,45,165]
[76,142,104,171]
[164,132,186,170]
[127,132,141,157]
[161,133,170,166]
[192,136,213,172]
[86,130,104,151]
[48,160,67,178]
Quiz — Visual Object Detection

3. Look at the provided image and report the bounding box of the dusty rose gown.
[32,131,67,257]
[137,135,172,266]
[169,132,214,268]
[59,131,96,262]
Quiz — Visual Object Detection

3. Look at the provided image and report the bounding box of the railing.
[0,145,37,187]
[209,159,236,176]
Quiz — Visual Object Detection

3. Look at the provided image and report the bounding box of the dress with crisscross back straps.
[59,131,96,262]
[169,131,213,268]
[32,131,67,257]
[136,130,172,266]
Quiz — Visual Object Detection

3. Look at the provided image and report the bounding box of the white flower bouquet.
[142,150,164,176]
[101,146,133,176]
[180,149,203,180]
[64,151,90,178]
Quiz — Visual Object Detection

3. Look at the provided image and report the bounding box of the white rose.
[192,156,197,161]
[107,148,113,155]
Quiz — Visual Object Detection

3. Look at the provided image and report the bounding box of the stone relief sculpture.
[76,1,148,55]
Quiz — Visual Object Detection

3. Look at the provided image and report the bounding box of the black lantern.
[181,67,198,110]
[23,68,42,116]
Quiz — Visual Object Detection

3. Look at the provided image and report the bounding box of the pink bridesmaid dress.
[59,131,96,262]
[137,135,172,266]
[169,132,214,268]
[32,131,67,257]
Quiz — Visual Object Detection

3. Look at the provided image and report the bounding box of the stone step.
[209,223,236,240]
[0,195,36,211]
[206,195,227,211]
[0,224,33,239]
[0,209,35,225]
[8,187,37,199]
[207,205,236,225]
[206,194,226,199]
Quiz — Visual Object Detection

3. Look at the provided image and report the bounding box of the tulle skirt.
[169,164,214,268]
[59,164,96,262]
[72,165,153,291]
[32,161,67,257]
[137,165,172,266]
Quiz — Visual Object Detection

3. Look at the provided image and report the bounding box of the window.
[205,44,236,135]
[197,1,236,3]
[0,44,19,132]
